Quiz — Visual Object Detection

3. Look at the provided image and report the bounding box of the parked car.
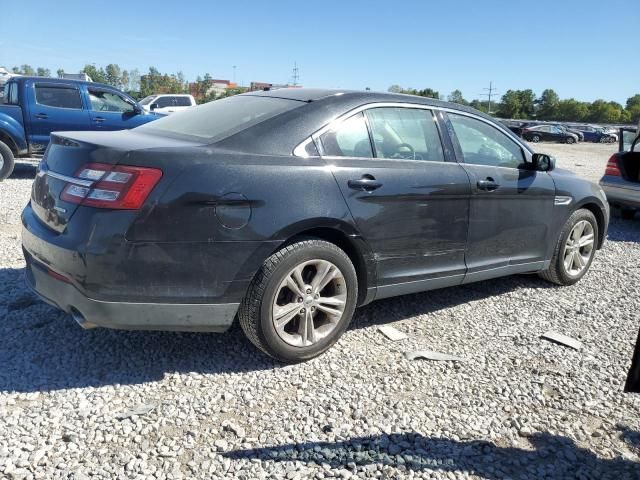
[0,77,162,181]
[599,125,640,219]
[500,120,525,137]
[552,124,584,142]
[522,124,579,144]
[569,125,617,143]
[22,89,609,362]
[139,94,196,114]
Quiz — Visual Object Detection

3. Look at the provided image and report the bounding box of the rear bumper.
[25,255,239,332]
[600,176,640,209]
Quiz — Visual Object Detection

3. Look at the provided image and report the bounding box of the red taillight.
[61,163,162,209]
[605,154,621,176]
[47,268,71,284]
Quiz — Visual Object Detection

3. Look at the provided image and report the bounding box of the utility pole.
[291,61,299,86]
[480,81,498,114]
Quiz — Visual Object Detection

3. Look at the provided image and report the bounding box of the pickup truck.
[0,76,161,180]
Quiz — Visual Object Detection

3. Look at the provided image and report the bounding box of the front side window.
[35,85,82,109]
[139,95,157,106]
[365,107,444,161]
[449,113,525,169]
[319,112,373,158]
[88,89,134,113]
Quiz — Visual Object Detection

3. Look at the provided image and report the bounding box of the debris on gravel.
[1,152,640,478]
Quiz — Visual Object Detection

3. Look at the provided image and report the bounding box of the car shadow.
[224,431,640,478]
[606,216,640,243]
[9,161,38,179]
[0,265,558,393]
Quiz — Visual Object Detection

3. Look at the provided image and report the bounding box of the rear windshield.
[136,95,303,142]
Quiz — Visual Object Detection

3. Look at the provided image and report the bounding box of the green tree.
[20,64,36,75]
[36,67,51,77]
[387,85,402,93]
[82,64,107,83]
[537,89,560,120]
[588,100,623,123]
[447,89,467,105]
[104,64,122,88]
[56,68,65,78]
[625,94,640,123]
[555,99,589,122]
[497,90,522,118]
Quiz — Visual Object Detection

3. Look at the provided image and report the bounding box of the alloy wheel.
[271,259,347,347]
[563,220,595,276]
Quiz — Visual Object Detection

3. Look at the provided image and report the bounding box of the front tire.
[531,135,541,143]
[238,239,358,362]
[539,209,598,286]
[0,140,15,181]
[566,136,576,144]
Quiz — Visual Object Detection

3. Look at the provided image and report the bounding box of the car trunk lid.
[30,130,202,233]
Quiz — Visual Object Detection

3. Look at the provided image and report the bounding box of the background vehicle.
[22,89,609,362]
[0,77,161,181]
[599,125,640,219]
[552,124,584,142]
[570,125,617,143]
[139,94,196,114]
[522,124,579,144]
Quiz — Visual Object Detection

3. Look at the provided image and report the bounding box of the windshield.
[136,95,304,142]
[139,95,158,105]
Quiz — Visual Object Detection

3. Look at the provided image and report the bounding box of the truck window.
[175,97,193,107]
[88,89,134,113]
[8,83,18,105]
[35,85,83,109]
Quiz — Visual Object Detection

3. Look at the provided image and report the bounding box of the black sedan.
[522,124,580,144]
[22,89,609,362]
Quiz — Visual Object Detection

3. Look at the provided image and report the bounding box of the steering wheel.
[392,142,415,160]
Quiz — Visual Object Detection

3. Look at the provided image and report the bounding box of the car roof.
[10,76,114,90]
[244,88,494,120]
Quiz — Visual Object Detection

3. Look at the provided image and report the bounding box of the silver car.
[599,123,640,219]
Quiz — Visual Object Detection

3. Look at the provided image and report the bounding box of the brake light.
[605,155,621,176]
[61,163,162,209]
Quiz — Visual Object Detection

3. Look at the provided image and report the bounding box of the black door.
[319,107,471,298]
[444,112,555,282]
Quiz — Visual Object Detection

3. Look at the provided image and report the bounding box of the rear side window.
[3,82,18,105]
[156,96,174,108]
[320,112,373,158]
[88,89,134,113]
[137,95,303,141]
[449,113,525,169]
[35,85,82,109]
[175,97,192,107]
[365,107,444,161]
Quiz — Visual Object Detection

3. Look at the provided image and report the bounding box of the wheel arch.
[576,201,606,249]
[272,219,377,306]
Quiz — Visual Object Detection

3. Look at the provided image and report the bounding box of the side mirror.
[150,103,159,111]
[531,153,555,172]
[133,104,142,114]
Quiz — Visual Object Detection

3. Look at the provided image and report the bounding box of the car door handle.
[35,113,48,119]
[348,175,382,192]
[477,177,499,191]
[93,117,105,123]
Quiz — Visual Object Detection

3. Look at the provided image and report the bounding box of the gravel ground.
[1,145,640,480]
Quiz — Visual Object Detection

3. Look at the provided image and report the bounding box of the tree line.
[388,85,640,124]
[9,64,245,102]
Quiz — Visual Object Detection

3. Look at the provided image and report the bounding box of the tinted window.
[320,112,373,158]
[88,89,134,113]
[175,96,192,107]
[365,107,444,161]
[9,83,18,105]
[155,96,174,108]
[35,85,82,109]
[449,114,525,169]
[137,95,302,141]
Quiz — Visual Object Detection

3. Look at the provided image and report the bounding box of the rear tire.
[238,239,358,363]
[539,209,598,286]
[0,140,15,181]
[531,135,541,143]
[566,136,575,144]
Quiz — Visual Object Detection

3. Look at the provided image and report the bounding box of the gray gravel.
[1,147,640,479]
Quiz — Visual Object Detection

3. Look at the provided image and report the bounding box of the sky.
[2,0,639,104]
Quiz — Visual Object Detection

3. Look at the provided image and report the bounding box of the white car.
[139,94,196,114]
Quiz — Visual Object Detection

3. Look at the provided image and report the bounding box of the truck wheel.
[0,140,16,181]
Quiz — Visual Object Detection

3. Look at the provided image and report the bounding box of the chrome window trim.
[45,170,94,187]
[294,102,533,158]
[293,137,316,158]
